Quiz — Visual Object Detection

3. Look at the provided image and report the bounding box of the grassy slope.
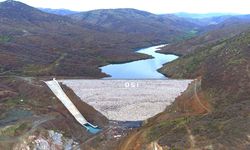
[120,28,250,149]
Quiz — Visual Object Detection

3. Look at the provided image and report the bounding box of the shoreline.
[100,44,179,79]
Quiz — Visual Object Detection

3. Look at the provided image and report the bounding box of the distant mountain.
[2,1,250,149]
[0,1,201,77]
[199,15,233,25]
[0,1,204,73]
[159,15,250,55]
[0,0,157,77]
[174,12,239,19]
[173,13,242,26]
[69,8,200,40]
[0,0,59,20]
[39,8,78,15]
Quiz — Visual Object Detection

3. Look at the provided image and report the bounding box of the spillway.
[45,78,100,134]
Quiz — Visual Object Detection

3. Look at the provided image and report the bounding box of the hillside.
[0,76,109,149]
[159,15,250,55]
[69,8,200,42]
[1,1,195,78]
[120,26,250,149]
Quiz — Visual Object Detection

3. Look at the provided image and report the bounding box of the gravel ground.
[60,80,192,121]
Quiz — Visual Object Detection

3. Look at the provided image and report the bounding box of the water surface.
[100,44,178,79]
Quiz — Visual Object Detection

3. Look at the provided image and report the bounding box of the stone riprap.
[60,80,192,121]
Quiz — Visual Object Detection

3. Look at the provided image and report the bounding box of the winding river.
[100,44,178,79]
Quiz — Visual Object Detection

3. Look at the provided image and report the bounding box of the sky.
[2,0,250,14]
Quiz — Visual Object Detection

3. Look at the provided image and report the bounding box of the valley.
[0,0,199,78]
[0,0,250,149]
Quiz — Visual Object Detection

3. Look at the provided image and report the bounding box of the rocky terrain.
[60,80,192,121]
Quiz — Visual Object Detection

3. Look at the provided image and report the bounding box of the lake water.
[100,44,178,79]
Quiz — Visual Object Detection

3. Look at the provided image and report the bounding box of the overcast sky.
[2,0,250,14]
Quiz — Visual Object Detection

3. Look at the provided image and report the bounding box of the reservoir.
[100,44,178,79]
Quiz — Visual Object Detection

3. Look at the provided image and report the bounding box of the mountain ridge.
[39,8,79,15]
[69,8,200,35]
[159,14,250,55]
[1,0,250,149]
[0,1,166,77]
[0,0,200,77]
